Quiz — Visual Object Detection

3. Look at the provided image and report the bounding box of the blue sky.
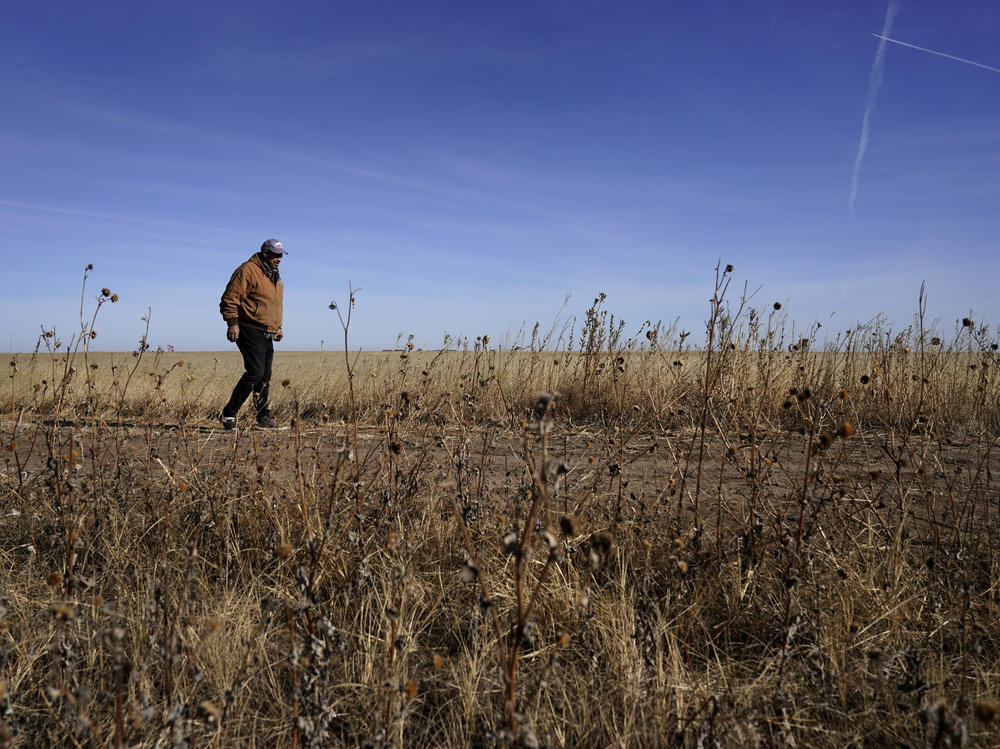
[2,0,998,351]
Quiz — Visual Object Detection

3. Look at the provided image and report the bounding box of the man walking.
[219,238,286,431]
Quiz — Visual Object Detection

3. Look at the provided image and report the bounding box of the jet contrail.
[850,2,897,212]
[873,34,1000,74]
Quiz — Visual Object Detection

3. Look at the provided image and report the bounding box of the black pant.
[223,326,274,421]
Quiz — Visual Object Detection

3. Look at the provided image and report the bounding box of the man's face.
[264,251,283,270]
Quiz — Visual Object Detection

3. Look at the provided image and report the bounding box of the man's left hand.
[274,329,284,342]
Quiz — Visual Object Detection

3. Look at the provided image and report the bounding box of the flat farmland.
[2,330,999,746]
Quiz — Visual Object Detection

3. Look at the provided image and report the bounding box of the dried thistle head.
[502,532,520,557]
[559,515,579,537]
[533,391,557,418]
[589,532,617,568]
[975,698,998,724]
[52,602,76,621]
[460,561,479,584]
[386,532,400,553]
[544,458,569,483]
[836,422,856,439]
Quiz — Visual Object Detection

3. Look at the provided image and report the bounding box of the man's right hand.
[227,323,240,342]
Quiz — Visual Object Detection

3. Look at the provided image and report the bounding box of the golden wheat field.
[2,290,999,747]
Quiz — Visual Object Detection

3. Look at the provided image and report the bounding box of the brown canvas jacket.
[220,254,284,333]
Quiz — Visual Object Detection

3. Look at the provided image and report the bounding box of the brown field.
[2,291,999,747]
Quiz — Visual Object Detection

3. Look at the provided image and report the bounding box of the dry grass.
[0,270,998,746]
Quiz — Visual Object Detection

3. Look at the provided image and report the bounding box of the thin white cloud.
[850,1,898,212]
[0,198,226,232]
[873,34,1000,75]
[202,41,404,79]
[66,103,208,140]
[57,100,567,219]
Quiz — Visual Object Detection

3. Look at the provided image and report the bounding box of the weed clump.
[1,269,998,746]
